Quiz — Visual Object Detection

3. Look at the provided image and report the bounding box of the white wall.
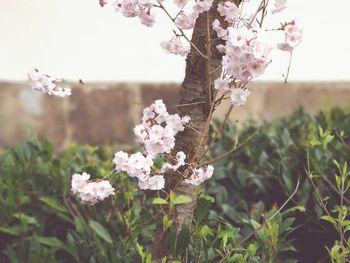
[0,0,349,82]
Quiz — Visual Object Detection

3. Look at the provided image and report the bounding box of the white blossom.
[28,69,72,97]
[184,165,214,186]
[71,173,115,205]
[230,88,250,107]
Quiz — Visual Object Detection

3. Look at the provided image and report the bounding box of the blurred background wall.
[1,0,350,150]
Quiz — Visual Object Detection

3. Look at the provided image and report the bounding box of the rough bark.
[152,1,242,261]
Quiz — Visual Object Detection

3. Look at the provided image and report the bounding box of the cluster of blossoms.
[161,38,190,56]
[98,0,214,56]
[71,173,115,205]
[100,0,157,27]
[113,100,213,190]
[98,0,300,108]
[277,20,302,52]
[65,99,211,203]
[211,0,301,107]
[68,0,300,203]
[28,69,72,97]
[184,165,214,186]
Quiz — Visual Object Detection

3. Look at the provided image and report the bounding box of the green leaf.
[324,134,334,145]
[162,215,173,230]
[173,195,192,205]
[38,237,64,248]
[13,213,38,225]
[310,138,321,147]
[89,220,113,244]
[199,225,214,239]
[152,197,169,205]
[136,243,143,258]
[321,215,337,226]
[0,226,20,236]
[199,194,215,203]
[74,216,85,234]
[40,197,68,213]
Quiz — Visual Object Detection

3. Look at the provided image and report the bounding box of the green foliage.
[0,137,155,262]
[1,107,350,262]
[310,159,350,263]
[207,107,350,262]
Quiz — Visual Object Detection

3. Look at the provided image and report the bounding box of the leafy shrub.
[1,107,349,262]
[207,107,350,262]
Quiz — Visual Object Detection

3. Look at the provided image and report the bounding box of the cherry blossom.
[113,100,191,190]
[161,151,187,172]
[161,38,190,56]
[278,20,302,52]
[71,0,303,198]
[212,19,227,39]
[175,13,197,30]
[71,173,115,205]
[230,88,250,107]
[174,0,188,8]
[214,78,230,94]
[217,1,240,24]
[139,8,156,27]
[184,165,214,186]
[28,69,72,97]
[221,27,272,85]
[112,0,156,27]
[193,0,214,14]
[138,175,165,190]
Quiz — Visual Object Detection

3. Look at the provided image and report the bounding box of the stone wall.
[1,81,350,150]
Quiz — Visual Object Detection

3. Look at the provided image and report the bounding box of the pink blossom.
[184,165,214,186]
[278,20,302,52]
[161,151,187,172]
[230,88,250,106]
[139,8,155,27]
[193,0,214,13]
[175,13,196,30]
[214,78,230,94]
[161,38,190,56]
[217,1,240,24]
[27,69,72,97]
[71,173,115,205]
[173,0,188,8]
[138,175,165,190]
[212,19,227,39]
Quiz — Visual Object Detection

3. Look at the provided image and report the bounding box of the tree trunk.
[152,1,242,260]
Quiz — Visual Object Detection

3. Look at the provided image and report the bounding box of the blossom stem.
[199,129,259,166]
[283,51,293,83]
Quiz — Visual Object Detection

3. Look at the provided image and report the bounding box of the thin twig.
[191,94,223,164]
[186,124,201,135]
[200,129,259,166]
[210,64,223,76]
[283,51,293,84]
[175,101,206,108]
